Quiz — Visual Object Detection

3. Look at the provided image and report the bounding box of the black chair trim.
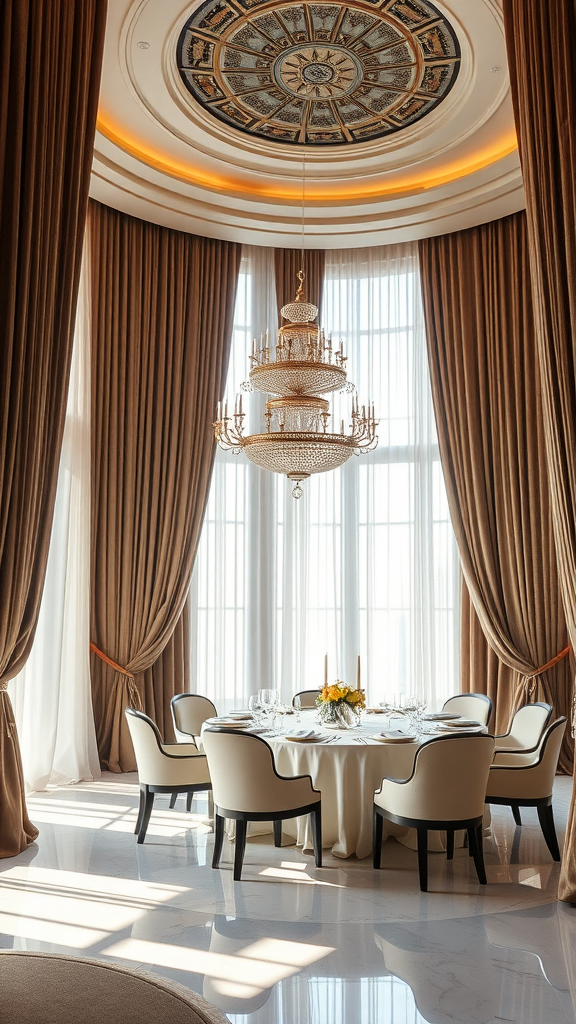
[215,800,321,823]
[375,808,484,832]
[486,794,552,809]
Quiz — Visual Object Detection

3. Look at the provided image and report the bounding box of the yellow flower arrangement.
[317,682,366,711]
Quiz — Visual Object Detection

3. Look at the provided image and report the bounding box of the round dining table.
[266,713,485,859]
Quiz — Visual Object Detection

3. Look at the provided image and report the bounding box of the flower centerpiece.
[317,681,366,729]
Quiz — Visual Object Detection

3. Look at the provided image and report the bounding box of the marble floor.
[1,773,575,1024]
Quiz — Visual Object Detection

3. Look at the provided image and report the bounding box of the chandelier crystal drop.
[213,270,378,498]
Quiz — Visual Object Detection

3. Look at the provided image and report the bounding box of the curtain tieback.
[90,643,143,710]
[521,645,572,699]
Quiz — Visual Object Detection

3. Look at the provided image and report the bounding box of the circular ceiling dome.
[177,0,461,146]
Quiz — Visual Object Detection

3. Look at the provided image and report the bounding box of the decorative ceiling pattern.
[177,0,461,145]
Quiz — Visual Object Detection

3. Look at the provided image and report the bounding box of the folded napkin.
[290,729,320,739]
[379,729,415,740]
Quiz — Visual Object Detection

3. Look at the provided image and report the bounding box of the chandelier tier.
[214,270,377,498]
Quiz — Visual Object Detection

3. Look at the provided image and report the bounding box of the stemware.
[248,694,263,725]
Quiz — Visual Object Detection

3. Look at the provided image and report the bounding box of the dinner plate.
[436,722,484,733]
[283,733,325,743]
[227,712,253,720]
[438,718,480,728]
[422,712,461,721]
[373,732,417,743]
[365,708,387,714]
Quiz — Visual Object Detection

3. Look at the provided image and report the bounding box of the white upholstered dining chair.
[169,693,217,811]
[485,716,567,859]
[373,733,495,892]
[292,689,321,709]
[442,692,492,725]
[493,701,552,758]
[202,729,322,880]
[171,692,217,744]
[125,708,211,843]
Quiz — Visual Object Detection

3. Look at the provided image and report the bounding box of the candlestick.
[357,654,361,691]
[324,653,328,688]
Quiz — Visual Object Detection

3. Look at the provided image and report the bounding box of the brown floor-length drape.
[460,584,517,734]
[89,202,241,772]
[503,0,576,900]
[142,602,191,744]
[0,1,106,858]
[275,249,325,320]
[419,212,573,773]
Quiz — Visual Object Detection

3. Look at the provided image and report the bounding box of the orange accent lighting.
[96,113,518,203]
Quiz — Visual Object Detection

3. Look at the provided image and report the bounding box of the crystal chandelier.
[213,268,377,498]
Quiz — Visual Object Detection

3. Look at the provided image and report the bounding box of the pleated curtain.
[502,0,576,901]
[0,0,106,857]
[89,201,241,772]
[419,212,573,773]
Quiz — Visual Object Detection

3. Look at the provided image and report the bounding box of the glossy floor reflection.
[1,774,575,1023]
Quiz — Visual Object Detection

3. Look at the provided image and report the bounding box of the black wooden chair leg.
[212,813,225,868]
[512,804,522,826]
[446,829,454,860]
[186,792,193,813]
[135,786,147,835]
[234,820,247,881]
[169,793,177,809]
[471,824,487,884]
[137,787,155,844]
[273,820,283,847]
[537,803,561,861]
[417,828,428,892]
[373,810,383,869]
[467,826,476,858]
[311,808,322,868]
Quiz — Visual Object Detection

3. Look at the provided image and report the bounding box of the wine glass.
[293,694,302,723]
[248,694,263,725]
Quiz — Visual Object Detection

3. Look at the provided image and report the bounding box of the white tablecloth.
[205,714,490,860]
[268,715,477,859]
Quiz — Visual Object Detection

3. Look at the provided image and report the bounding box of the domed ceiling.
[177,0,460,146]
[91,0,524,247]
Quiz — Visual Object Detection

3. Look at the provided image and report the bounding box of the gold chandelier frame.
[214,270,377,498]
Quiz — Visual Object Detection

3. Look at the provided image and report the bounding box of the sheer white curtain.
[8,250,100,791]
[190,242,459,711]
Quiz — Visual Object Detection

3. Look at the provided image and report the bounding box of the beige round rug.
[0,952,229,1024]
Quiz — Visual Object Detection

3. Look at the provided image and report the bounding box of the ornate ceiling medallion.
[177,0,461,146]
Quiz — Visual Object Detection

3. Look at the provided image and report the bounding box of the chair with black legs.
[492,701,553,759]
[202,728,322,881]
[169,693,217,811]
[125,708,211,844]
[373,733,495,892]
[485,716,567,860]
[171,693,218,746]
[442,692,492,726]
